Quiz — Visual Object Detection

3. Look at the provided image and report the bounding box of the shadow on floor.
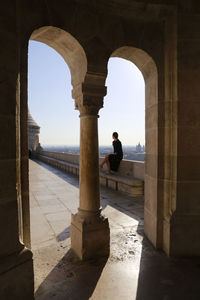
[56,226,71,242]
[35,250,108,300]
[32,159,200,299]
[135,236,200,300]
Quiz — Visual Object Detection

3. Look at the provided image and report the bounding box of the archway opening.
[20,26,88,294]
[23,32,159,297]
[28,40,79,149]
[28,39,80,254]
[99,57,145,161]
[102,46,159,249]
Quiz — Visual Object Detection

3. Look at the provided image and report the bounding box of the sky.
[28,41,145,146]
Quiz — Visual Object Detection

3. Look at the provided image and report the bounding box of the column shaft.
[79,114,100,214]
[71,104,110,260]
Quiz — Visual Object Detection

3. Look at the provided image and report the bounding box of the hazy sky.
[28,41,145,146]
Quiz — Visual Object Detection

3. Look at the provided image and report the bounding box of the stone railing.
[33,150,145,197]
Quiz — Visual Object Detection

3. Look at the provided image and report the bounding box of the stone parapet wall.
[37,150,145,181]
[38,150,80,165]
[34,150,144,197]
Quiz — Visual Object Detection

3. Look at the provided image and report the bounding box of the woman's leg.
[100,154,110,168]
[106,159,111,174]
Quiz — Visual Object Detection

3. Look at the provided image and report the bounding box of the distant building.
[136,142,142,153]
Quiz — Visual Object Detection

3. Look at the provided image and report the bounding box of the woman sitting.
[100,132,123,174]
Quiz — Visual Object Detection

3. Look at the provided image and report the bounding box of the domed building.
[28,109,40,151]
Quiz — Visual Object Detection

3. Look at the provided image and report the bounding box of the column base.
[163,213,200,257]
[0,248,34,300]
[71,212,110,260]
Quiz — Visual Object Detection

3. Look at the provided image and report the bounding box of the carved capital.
[72,82,107,116]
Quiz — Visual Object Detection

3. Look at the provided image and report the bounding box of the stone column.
[0,10,34,298]
[164,13,200,256]
[71,83,110,260]
[79,111,100,214]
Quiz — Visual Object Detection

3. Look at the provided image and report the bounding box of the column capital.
[72,82,107,116]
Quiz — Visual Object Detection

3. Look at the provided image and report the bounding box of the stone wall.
[39,150,80,165]
[34,150,144,197]
[37,150,145,180]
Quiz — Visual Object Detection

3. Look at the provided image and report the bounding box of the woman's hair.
[112,132,118,139]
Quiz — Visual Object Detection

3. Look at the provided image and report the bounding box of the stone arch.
[110,46,161,248]
[20,26,88,248]
[30,26,87,88]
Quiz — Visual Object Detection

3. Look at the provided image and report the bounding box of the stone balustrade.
[33,150,144,197]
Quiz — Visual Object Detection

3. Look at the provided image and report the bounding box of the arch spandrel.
[111,46,157,83]
[30,26,87,88]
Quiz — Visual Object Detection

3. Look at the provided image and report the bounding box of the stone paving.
[30,159,200,300]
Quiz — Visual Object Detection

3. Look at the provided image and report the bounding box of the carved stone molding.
[72,82,107,116]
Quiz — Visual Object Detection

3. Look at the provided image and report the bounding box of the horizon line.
[42,144,145,147]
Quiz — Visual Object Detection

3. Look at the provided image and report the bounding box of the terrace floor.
[29,159,200,300]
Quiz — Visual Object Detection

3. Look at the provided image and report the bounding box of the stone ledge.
[33,153,144,197]
[100,171,144,196]
[100,171,143,186]
[34,154,79,176]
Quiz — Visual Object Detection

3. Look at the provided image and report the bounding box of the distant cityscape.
[43,142,145,162]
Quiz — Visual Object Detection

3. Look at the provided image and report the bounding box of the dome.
[28,109,40,129]
[28,109,40,151]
